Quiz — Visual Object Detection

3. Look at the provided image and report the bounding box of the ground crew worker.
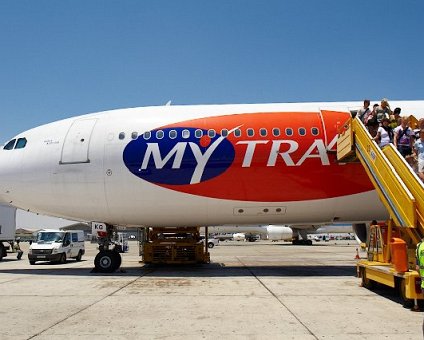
[13,238,23,260]
[415,240,424,334]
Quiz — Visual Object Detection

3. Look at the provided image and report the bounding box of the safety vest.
[416,242,424,288]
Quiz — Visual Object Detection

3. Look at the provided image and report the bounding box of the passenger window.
[156,130,164,139]
[3,139,16,150]
[143,131,151,140]
[208,129,216,138]
[15,138,27,149]
[118,132,125,140]
[131,132,138,140]
[299,128,306,136]
[72,233,78,242]
[169,130,177,139]
[234,129,241,137]
[247,128,254,137]
[195,129,203,138]
[220,129,228,137]
[182,129,190,139]
[285,128,293,136]
[272,128,280,137]
[311,127,319,136]
[259,128,267,137]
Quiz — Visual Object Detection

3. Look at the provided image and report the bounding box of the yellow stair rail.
[382,145,424,231]
[337,117,416,228]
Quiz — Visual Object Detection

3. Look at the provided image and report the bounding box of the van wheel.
[76,251,82,262]
[208,242,214,248]
[29,260,36,265]
[0,243,4,261]
[60,253,67,264]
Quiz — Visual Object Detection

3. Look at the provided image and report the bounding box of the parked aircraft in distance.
[207,224,353,244]
[1,100,423,271]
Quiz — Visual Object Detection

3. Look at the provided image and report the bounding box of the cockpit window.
[15,138,27,149]
[3,139,16,150]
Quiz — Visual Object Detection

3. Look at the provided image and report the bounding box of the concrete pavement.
[0,240,422,339]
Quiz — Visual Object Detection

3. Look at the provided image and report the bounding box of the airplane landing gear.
[292,239,313,245]
[291,230,313,245]
[93,223,122,273]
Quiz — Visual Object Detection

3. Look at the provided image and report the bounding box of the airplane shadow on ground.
[0,262,356,277]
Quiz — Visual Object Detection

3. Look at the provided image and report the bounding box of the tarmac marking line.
[235,256,319,340]
[27,268,155,339]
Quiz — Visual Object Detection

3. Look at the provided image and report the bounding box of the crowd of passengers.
[356,98,424,182]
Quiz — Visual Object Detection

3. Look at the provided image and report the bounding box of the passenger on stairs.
[374,118,393,148]
[358,99,371,124]
[413,129,424,182]
[389,107,401,129]
[376,98,392,125]
[366,104,379,137]
[394,117,414,157]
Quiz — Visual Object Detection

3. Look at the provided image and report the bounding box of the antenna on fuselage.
[165,101,172,106]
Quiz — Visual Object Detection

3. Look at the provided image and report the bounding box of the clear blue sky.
[1,1,423,140]
[1,0,423,228]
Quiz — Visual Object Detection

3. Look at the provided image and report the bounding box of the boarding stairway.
[337,115,424,305]
[337,115,424,236]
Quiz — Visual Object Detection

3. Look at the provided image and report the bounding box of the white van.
[28,229,85,265]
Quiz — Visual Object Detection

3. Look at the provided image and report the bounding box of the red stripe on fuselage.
[156,111,373,202]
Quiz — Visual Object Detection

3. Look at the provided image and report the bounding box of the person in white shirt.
[374,117,393,148]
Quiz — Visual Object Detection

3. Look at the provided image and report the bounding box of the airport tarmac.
[0,240,422,340]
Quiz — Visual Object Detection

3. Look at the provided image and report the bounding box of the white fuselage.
[0,100,423,227]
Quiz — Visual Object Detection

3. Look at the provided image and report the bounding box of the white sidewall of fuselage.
[1,101,406,225]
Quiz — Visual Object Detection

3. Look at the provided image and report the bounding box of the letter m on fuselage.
[139,142,187,170]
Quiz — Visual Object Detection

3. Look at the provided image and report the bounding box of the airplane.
[0,100,423,271]
[206,224,353,244]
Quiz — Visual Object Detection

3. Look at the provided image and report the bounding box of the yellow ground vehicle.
[139,227,210,264]
[337,114,424,308]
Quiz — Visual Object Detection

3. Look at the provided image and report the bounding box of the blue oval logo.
[123,128,235,185]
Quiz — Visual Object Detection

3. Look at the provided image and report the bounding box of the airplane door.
[319,109,351,151]
[60,119,98,164]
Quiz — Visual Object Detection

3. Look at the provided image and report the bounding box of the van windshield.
[36,232,64,243]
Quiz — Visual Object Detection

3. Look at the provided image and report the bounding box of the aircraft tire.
[114,251,122,269]
[292,239,312,245]
[94,250,119,273]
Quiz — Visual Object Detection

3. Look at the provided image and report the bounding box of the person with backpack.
[358,99,371,124]
[394,117,414,157]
